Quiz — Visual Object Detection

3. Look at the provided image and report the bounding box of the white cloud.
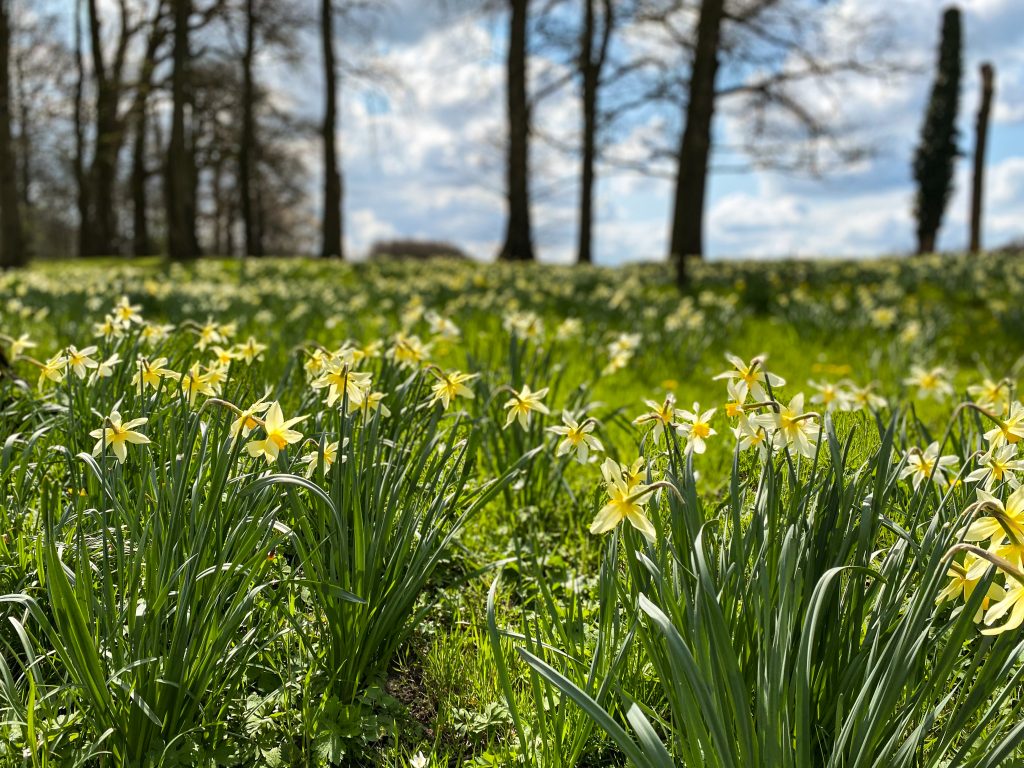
[324,0,1024,263]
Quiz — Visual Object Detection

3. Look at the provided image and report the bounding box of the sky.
[299,0,1024,264]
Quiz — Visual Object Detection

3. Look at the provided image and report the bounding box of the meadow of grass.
[2,253,1024,766]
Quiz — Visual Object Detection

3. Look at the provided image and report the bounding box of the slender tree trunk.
[239,0,262,257]
[0,0,24,268]
[576,0,596,265]
[320,0,343,258]
[166,0,197,261]
[12,28,29,214]
[498,0,534,261]
[130,6,165,257]
[969,62,994,255]
[669,0,724,286]
[86,0,124,255]
[131,104,155,257]
[74,0,90,258]
[575,0,612,266]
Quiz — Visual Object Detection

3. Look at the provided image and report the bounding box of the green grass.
[1,252,1024,766]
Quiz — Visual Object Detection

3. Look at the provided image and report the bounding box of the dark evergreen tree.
[912,6,962,255]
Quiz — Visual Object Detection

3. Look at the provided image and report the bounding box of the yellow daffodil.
[230,397,272,442]
[235,336,267,364]
[245,402,306,463]
[547,411,603,464]
[38,353,67,389]
[66,345,99,379]
[301,438,347,478]
[134,357,175,392]
[984,402,1024,449]
[8,333,35,359]
[754,393,820,459]
[676,402,717,455]
[634,395,678,445]
[429,369,477,409]
[903,365,953,401]
[964,488,1024,545]
[90,410,150,463]
[313,362,373,408]
[112,296,143,325]
[503,384,550,429]
[936,553,1006,623]
[590,457,656,542]
[900,442,958,491]
[967,446,1024,491]
[714,353,785,402]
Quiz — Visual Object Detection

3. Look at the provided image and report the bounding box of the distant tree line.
[0,0,999,286]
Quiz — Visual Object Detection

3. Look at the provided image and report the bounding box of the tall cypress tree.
[912,6,961,255]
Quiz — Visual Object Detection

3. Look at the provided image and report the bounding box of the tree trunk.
[576,0,596,265]
[13,27,29,214]
[969,62,994,255]
[239,0,263,257]
[320,0,343,259]
[130,6,165,257]
[669,0,724,286]
[131,103,155,257]
[166,0,197,261]
[0,0,24,268]
[74,0,90,258]
[498,0,534,262]
[86,0,125,256]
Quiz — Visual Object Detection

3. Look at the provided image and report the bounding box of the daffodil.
[300,438,347,478]
[963,488,1024,545]
[313,362,373,408]
[590,457,656,542]
[429,369,477,409]
[903,365,953,401]
[230,397,272,442]
[936,553,1006,623]
[968,377,1009,413]
[734,415,770,458]
[196,319,224,351]
[676,402,717,455]
[38,353,67,389]
[846,382,888,412]
[90,410,150,463]
[983,402,1024,449]
[389,333,431,368]
[601,456,646,490]
[94,353,121,378]
[235,336,267,364]
[982,580,1024,635]
[754,393,820,459]
[426,311,461,340]
[357,390,391,418]
[134,357,175,392]
[809,380,851,412]
[899,442,958,491]
[633,394,678,445]
[245,402,306,463]
[8,333,35,359]
[547,412,603,464]
[140,322,174,345]
[714,353,785,402]
[66,345,99,379]
[178,362,217,405]
[210,346,236,367]
[503,384,550,429]
[967,446,1024,491]
[112,296,143,325]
